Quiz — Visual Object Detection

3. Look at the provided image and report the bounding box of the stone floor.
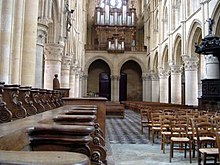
[106,143,198,165]
[105,109,198,165]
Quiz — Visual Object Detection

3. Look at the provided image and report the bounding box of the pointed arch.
[153,52,159,73]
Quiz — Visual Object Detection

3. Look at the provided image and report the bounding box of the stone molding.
[110,75,120,81]
[44,43,64,61]
[205,54,219,64]
[37,21,48,45]
[183,56,199,71]
[150,73,159,81]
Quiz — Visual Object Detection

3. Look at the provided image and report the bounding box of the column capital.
[205,54,219,64]
[44,43,64,61]
[61,56,72,70]
[183,56,199,71]
[170,65,183,74]
[158,68,170,79]
[150,72,159,81]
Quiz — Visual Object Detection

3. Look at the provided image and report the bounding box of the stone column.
[44,43,63,89]
[145,73,152,101]
[0,0,14,83]
[21,0,39,86]
[75,67,81,98]
[183,56,199,105]
[81,75,88,97]
[61,56,71,88]
[170,65,182,104]
[151,72,160,102]
[35,20,48,88]
[11,0,24,84]
[111,75,120,102]
[142,76,147,101]
[159,69,170,103]
[205,55,219,79]
[69,66,76,97]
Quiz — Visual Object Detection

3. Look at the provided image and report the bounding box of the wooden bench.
[106,101,125,118]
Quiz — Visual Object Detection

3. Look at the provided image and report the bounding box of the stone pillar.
[0,0,14,83]
[44,43,63,89]
[35,20,48,88]
[145,73,152,101]
[142,76,147,101]
[151,73,160,102]
[170,65,182,104]
[183,56,199,105]
[205,55,219,79]
[61,56,71,88]
[11,0,25,84]
[81,75,88,97]
[111,75,120,102]
[159,69,170,103]
[75,67,81,98]
[21,0,39,86]
[69,66,76,97]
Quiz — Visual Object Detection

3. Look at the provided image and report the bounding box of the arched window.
[163,6,168,39]
[154,10,159,31]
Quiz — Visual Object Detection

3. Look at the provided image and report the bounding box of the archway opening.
[120,60,142,101]
[88,59,111,100]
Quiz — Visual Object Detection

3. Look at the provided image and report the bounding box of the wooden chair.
[169,116,192,163]
[195,122,219,165]
[160,114,174,153]
[190,116,210,158]
[151,112,162,144]
[216,131,220,160]
[140,109,150,134]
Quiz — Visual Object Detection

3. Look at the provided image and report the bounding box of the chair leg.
[203,153,206,165]
[192,140,196,158]
[189,141,192,163]
[148,127,151,140]
[169,142,173,163]
[198,151,201,165]
[152,130,154,144]
[141,126,143,134]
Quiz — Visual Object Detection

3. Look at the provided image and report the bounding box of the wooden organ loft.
[94,0,137,53]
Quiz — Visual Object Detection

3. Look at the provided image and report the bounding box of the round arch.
[120,60,143,101]
[87,59,111,99]
[173,35,182,65]
[152,52,159,73]
[84,56,113,75]
[161,45,169,69]
[211,1,220,35]
[118,56,147,75]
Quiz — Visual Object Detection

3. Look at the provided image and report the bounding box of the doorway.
[99,72,111,100]
[119,72,127,101]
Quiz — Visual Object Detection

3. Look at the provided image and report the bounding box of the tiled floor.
[105,109,198,165]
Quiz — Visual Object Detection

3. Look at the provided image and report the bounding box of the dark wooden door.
[120,73,127,101]
[99,72,111,100]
